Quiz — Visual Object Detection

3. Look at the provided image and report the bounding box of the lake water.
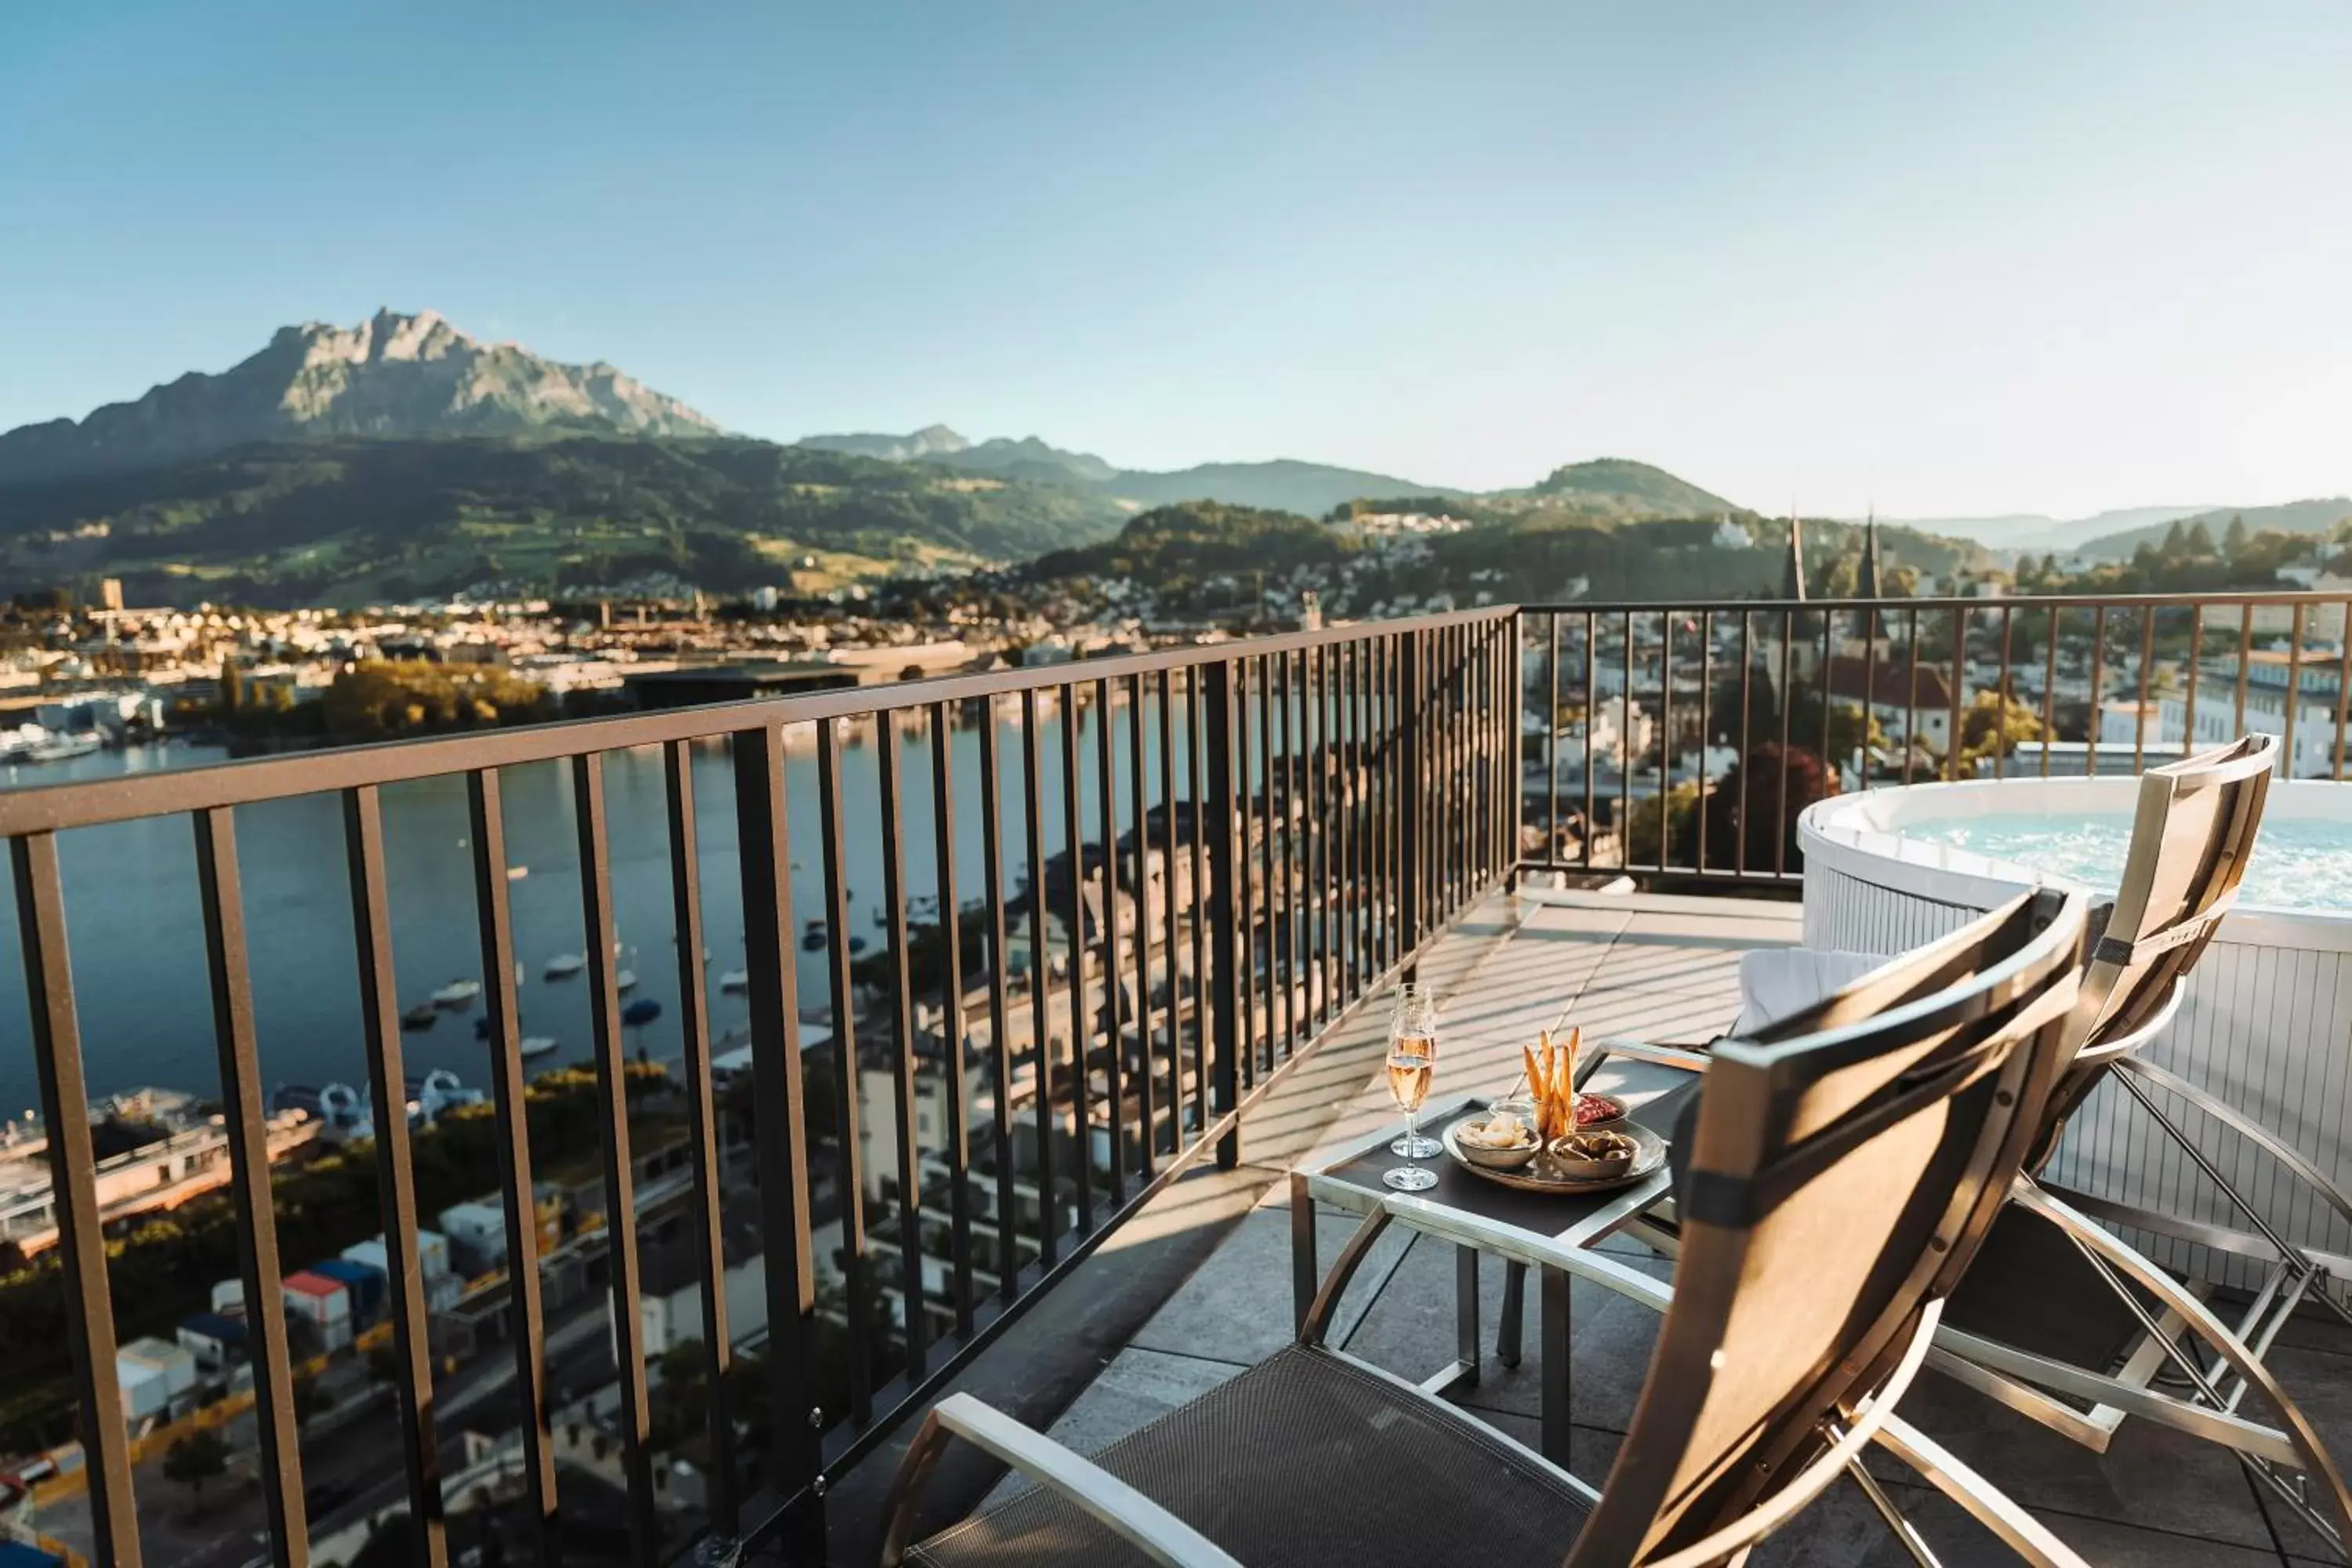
[1899,812,2352,914]
[0,697,1205,1120]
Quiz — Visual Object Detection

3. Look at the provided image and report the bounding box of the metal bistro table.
[1288,1047,1700,1466]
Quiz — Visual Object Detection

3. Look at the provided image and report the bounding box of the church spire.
[1856,508,1884,638]
[1781,510,1807,601]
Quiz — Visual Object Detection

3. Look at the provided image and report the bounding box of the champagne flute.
[1385,984,1440,1190]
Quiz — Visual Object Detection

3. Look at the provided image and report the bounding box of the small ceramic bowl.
[1573,1091,1628,1128]
[1549,1128,1638,1181]
[1486,1095,1539,1128]
[1452,1111,1541,1171]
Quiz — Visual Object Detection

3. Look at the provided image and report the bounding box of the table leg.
[1415,1243,1483,1396]
[1455,1244,1481,1388]
[1290,1172,1316,1335]
[1498,1258,1526,1369]
[1541,1264,1571,1466]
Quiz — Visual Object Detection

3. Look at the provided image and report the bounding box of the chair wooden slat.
[1572,887,2088,1564]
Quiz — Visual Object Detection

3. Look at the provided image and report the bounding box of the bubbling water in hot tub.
[1897,812,2352,913]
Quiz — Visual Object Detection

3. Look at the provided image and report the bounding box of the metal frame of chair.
[1613,735,2352,1556]
[1936,735,2352,1552]
[876,888,2091,1568]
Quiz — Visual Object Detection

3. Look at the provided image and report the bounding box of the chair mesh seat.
[1944,1203,2149,1371]
[909,1345,1592,1568]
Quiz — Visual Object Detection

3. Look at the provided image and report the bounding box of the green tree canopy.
[1702,743,1837,873]
[163,1427,231,1509]
[1956,691,2045,771]
[321,662,550,740]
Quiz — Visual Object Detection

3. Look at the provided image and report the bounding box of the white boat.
[431,978,481,1007]
[718,969,750,993]
[615,968,638,993]
[24,732,100,764]
[544,953,586,978]
[506,865,528,881]
[518,1036,560,1060]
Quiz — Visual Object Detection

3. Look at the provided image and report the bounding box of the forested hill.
[1514,458,1738,517]
[1024,500,1993,610]
[0,436,1125,606]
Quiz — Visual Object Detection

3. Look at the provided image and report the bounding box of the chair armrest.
[1593,1036,1711,1076]
[1379,1191,1673,1312]
[879,1394,1245,1568]
[2109,1054,2352,1235]
[1872,1414,2092,1568]
[2008,1178,2352,1535]
[1640,1301,1943,1568]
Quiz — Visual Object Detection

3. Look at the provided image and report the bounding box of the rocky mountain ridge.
[0,309,720,486]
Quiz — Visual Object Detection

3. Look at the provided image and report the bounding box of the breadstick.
[1523,1042,1548,1108]
[1539,1031,1563,1139]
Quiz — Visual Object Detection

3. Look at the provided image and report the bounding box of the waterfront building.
[281,1270,354,1352]
[2129,645,2352,779]
[113,1338,196,1426]
[0,1098,319,1256]
[175,1312,249,1374]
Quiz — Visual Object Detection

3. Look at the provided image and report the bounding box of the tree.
[655,1338,707,1387]
[351,1512,416,1568]
[1788,695,1886,776]
[292,1370,330,1430]
[1700,744,1837,873]
[219,657,245,717]
[321,661,550,741]
[2187,519,2217,556]
[2224,514,2251,559]
[1955,691,2044,771]
[163,1427,231,1512]
[2161,520,2189,560]
[1624,782,1704,869]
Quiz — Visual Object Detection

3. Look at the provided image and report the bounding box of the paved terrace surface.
[854,889,2352,1568]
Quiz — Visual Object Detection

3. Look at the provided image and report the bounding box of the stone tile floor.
[996,888,2352,1567]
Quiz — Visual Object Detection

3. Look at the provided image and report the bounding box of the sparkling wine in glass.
[1385,985,1440,1190]
[1389,984,1443,1160]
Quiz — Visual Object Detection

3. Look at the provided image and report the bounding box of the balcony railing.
[0,608,1519,1567]
[1519,587,2352,885]
[6,586,2350,1566]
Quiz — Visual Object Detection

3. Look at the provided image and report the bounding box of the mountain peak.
[1524,457,1735,515]
[0,310,720,485]
[795,425,972,462]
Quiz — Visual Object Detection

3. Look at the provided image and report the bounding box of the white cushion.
[1733,947,1891,1037]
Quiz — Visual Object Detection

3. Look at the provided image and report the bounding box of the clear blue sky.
[5,2,2350,518]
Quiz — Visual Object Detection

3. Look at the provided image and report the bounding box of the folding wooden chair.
[1920,735,2352,1553]
[877,888,2092,1567]
[1615,737,2352,1555]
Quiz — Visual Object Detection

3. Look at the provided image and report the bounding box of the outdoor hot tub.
[1798,776,2352,1288]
